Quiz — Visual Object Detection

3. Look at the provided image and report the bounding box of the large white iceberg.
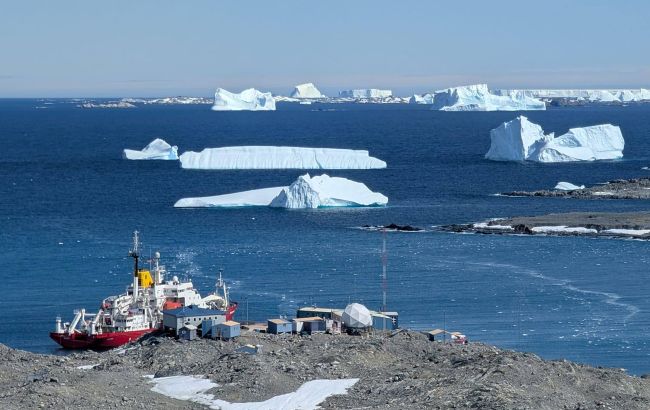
[290,83,325,99]
[486,116,624,162]
[339,89,392,99]
[122,138,179,160]
[495,89,650,103]
[174,174,388,209]
[179,146,386,170]
[212,88,276,111]
[431,84,546,111]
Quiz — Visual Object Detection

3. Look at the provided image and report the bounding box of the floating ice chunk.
[339,89,392,99]
[122,138,179,160]
[431,84,546,111]
[174,174,387,209]
[174,187,284,208]
[212,88,276,111]
[290,83,325,99]
[269,174,388,208]
[179,146,386,170]
[486,116,624,162]
[555,182,585,190]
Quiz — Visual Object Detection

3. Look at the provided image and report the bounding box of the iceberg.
[122,138,179,160]
[290,83,325,99]
[555,182,585,190]
[409,94,434,104]
[486,116,624,162]
[212,88,276,111]
[339,89,392,99]
[494,89,650,103]
[179,146,386,170]
[432,84,546,111]
[174,174,387,209]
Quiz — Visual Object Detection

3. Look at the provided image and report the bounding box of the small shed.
[213,321,241,340]
[178,324,197,341]
[267,319,292,334]
[293,317,326,334]
[427,329,445,341]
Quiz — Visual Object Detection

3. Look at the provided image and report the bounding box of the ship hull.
[50,328,156,349]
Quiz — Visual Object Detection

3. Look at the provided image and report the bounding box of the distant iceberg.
[339,89,392,99]
[123,138,179,160]
[494,89,650,103]
[555,182,585,190]
[290,83,325,99]
[174,174,388,209]
[212,88,276,111]
[179,146,386,170]
[431,84,546,111]
[486,116,624,162]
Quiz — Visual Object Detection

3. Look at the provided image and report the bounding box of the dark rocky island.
[501,178,650,200]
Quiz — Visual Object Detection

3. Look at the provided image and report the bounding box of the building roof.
[268,318,290,325]
[163,305,226,318]
[293,316,325,322]
[297,307,343,314]
[428,329,445,336]
[221,321,240,326]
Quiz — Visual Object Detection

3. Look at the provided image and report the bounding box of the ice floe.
[429,84,545,111]
[174,174,387,209]
[555,182,585,190]
[122,138,179,160]
[147,374,358,410]
[290,83,325,99]
[212,88,276,111]
[179,146,386,170]
[486,116,624,162]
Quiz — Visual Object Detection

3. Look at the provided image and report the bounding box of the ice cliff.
[174,174,387,209]
[212,88,276,111]
[431,84,546,111]
[290,83,325,99]
[122,138,179,160]
[179,146,386,170]
[486,116,624,162]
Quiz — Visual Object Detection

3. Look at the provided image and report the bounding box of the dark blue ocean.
[1,100,649,374]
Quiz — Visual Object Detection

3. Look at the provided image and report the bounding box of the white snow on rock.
[494,89,650,103]
[290,83,325,99]
[603,229,650,236]
[174,174,387,209]
[430,84,545,111]
[179,146,386,170]
[212,88,276,111]
[147,375,358,410]
[530,226,598,234]
[339,89,392,99]
[122,138,179,160]
[555,182,585,190]
[486,116,624,162]
[269,174,388,209]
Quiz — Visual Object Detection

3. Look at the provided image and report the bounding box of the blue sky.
[1,0,648,97]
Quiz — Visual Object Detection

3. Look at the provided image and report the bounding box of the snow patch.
[530,226,597,234]
[147,375,358,410]
[122,138,179,160]
[555,182,585,190]
[486,116,624,162]
[212,88,276,111]
[179,146,386,170]
[603,229,650,236]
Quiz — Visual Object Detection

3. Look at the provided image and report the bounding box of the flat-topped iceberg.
[432,84,546,111]
[486,116,624,162]
[122,138,179,160]
[212,88,276,111]
[339,89,392,99]
[179,146,386,170]
[495,89,650,103]
[290,83,325,99]
[174,174,388,209]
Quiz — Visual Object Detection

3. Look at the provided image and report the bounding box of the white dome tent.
[342,303,372,332]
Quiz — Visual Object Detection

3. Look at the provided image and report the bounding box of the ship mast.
[128,230,140,302]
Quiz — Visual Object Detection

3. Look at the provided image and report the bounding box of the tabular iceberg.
[339,89,392,99]
[212,88,276,111]
[122,138,179,160]
[431,84,546,111]
[495,89,650,103]
[174,174,387,209]
[179,146,387,170]
[486,116,624,163]
[290,83,325,99]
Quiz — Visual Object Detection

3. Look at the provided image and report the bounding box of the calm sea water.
[1,100,649,374]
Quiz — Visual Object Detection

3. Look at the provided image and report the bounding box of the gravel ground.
[1,330,649,409]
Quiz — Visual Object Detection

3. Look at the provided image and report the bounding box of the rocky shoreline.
[2,331,650,409]
[500,178,650,200]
